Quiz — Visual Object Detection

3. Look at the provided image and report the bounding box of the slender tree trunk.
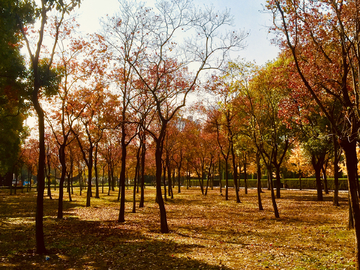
[166,154,173,199]
[102,166,105,194]
[244,157,248,195]
[232,151,240,203]
[198,170,204,195]
[139,139,146,208]
[322,166,329,195]
[57,145,66,219]
[225,160,229,200]
[274,165,281,199]
[95,144,100,199]
[86,148,93,207]
[163,162,167,201]
[333,135,340,206]
[256,152,263,211]
[177,167,181,193]
[219,156,222,195]
[118,132,127,222]
[132,146,141,213]
[54,169,57,191]
[314,166,323,201]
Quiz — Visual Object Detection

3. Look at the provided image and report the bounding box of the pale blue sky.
[76,0,279,65]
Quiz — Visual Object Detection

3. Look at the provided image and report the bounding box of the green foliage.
[28,58,62,97]
[0,0,30,175]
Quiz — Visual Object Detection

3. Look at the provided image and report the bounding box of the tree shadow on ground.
[1,218,231,270]
[0,190,231,270]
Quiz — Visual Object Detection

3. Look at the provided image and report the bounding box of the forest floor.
[0,186,356,269]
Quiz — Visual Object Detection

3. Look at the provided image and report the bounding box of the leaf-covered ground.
[0,186,356,269]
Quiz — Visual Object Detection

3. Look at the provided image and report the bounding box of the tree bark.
[139,138,146,208]
[341,140,360,267]
[118,130,127,222]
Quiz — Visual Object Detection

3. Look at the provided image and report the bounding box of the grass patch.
[0,187,356,269]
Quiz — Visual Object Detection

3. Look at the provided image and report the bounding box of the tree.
[46,30,89,218]
[105,0,247,233]
[207,71,242,202]
[0,0,28,181]
[267,0,360,266]
[15,0,81,254]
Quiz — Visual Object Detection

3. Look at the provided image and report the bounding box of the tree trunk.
[341,140,360,267]
[86,148,93,207]
[153,121,170,233]
[177,167,181,193]
[231,149,240,203]
[139,139,146,208]
[34,93,46,254]
[155,137,169,233]
[333,135,340,206]
[219,156,222,195]
[274,165,281,199]
[311,154,324,201]
[267,164,279,218]
[118,132,127,222]
[163,162,167,201]
[244,157,248,195]
[322,166,329,195]
[256,152,263,211]
[225,160,229,200]
[57,145,66,219]
[133,146,141,213]
[94,144,100,199]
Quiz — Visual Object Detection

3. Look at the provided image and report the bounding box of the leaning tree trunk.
[267,164,279,218]
[155,137,169,233]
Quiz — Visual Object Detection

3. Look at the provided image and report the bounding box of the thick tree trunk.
[34,95,46,254]
[341,140,360,268]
